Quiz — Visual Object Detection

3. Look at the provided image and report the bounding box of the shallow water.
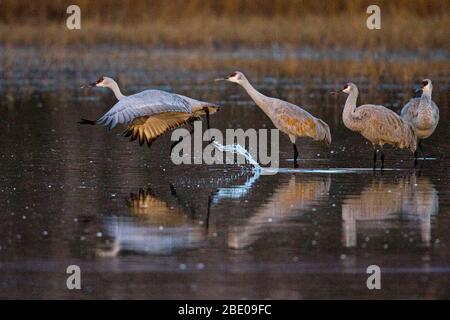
[0,50,449,299]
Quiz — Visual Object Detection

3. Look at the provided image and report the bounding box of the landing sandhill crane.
[401,79,440,163]
[216,72,331,167]
[340,83,416,169]
[79,76,219,149]
[342,173,438,247]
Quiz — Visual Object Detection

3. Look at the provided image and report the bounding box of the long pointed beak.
[329,91,340,95]
[80,82,96,89]
[214,78,227,82]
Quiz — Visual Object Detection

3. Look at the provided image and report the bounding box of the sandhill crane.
[79,76,219,149]
[216,72,331,167]
[340,83,416,170]
[401,79,440,163]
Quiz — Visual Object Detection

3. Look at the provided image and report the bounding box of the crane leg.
[170,125,194,152]
[380,149,385,170]
[293,143,299,168]
[418,140,425,159]
[170,183,196,216]
[205,195,212,231]
[373,149,377,170]
[203,107,215,145]
[204,107,211,130]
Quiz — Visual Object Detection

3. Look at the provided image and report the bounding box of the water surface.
[0,48,449,299]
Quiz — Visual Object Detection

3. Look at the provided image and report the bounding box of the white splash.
[211,141,262,203]
[212,141,261,170]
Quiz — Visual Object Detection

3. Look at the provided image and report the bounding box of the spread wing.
[97,90,193,129]
[123,112,200,146]
[176,94,220,114]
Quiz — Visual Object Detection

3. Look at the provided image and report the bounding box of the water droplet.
[196,263,205,270]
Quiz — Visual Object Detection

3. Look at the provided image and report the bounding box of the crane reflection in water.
[342,172,439,248]
[96,185,212,256]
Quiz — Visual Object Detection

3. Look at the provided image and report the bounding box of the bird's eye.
[422,80,428,87]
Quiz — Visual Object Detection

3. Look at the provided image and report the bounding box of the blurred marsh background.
[0,0,449,97]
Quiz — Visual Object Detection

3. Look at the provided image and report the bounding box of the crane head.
[342,83,357,94]
[215,71,245,84]
[80,76,114,88]
[421,79,432,93]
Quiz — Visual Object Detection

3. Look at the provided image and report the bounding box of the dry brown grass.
[1,14,449,50]
[1,0,448,95]
[1,0,448,22]
[0,0,449,50]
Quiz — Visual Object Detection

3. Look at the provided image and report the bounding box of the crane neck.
[419,89,432,108]
[240,78,271,114]
[342,89,360,131]
[108,80,126,100]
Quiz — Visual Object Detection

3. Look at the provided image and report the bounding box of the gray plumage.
[97,89,193,129]
[79,76,219,146]
[401,79,439,140]
[218,71,331,166]
[341,83,416,169]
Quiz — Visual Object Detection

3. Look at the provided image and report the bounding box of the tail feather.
[78,118,97,125]
[316,118,332,145]
[405,123,417,153]
[192,104,220,116]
